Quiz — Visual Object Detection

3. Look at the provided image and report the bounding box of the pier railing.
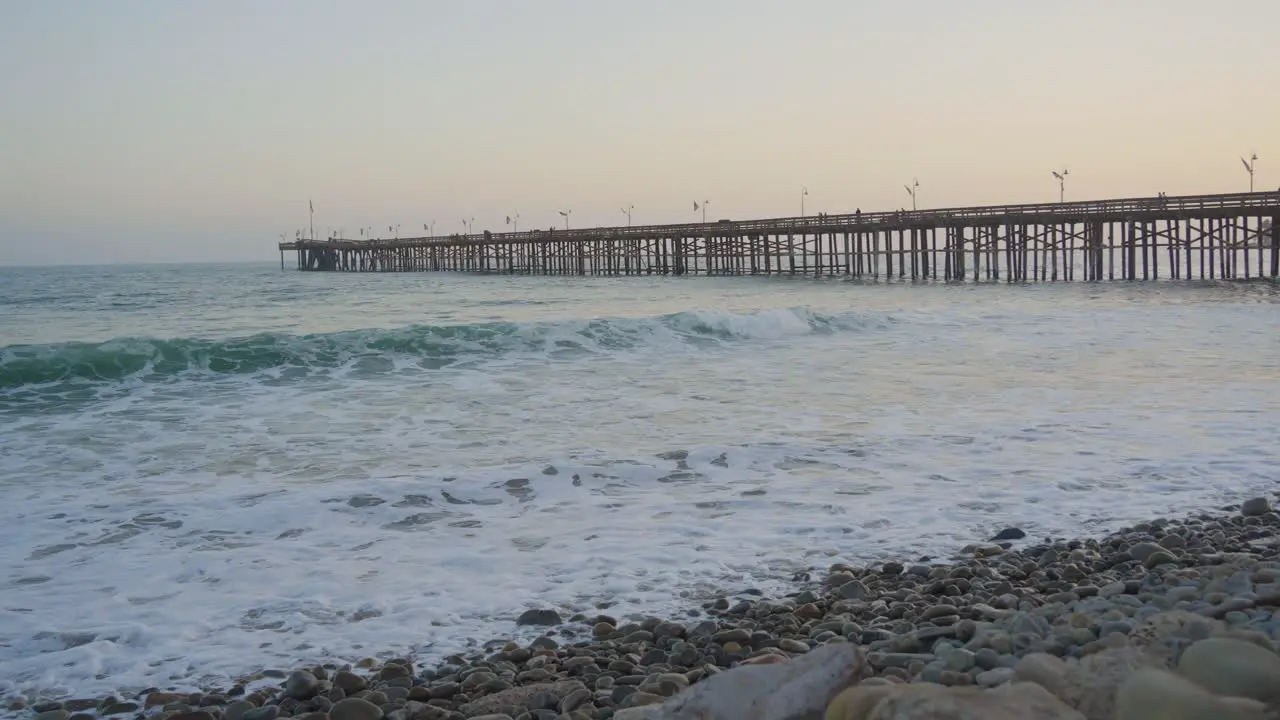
[281,191,1280,248]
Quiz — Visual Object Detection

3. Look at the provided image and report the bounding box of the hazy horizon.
[2,0,1276,267]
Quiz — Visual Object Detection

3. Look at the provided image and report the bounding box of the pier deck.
[278,191,1280,282]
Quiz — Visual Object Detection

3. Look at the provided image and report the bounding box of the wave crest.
[0,307,887,389]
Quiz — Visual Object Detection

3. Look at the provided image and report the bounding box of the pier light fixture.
[801,186,808,217]
[904,180,919,211]
[1052,169,1069,204]
[506,212,520,233]
[558,210,571,230]
[693,200,710,223]
[463,218,474,235]
[1242,153,1258,193]
[621,204,633,227]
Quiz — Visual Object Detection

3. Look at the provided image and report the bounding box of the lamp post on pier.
[1242,153,1258,193]
[558,210,571,230]
[506,212,520,232]
[463,218,474,235]
[621,204,633,227]
[1052,169,1069,203]
[904,179,919,211]
[694,200,709,223]
[801,186,808,217]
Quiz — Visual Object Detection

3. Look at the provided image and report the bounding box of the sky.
[1,0,1277,266]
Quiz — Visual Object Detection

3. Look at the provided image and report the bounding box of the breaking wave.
[0,307,891,389]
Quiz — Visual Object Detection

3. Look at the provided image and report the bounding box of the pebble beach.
[14,493,1280,720]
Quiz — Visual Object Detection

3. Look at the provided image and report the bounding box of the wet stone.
[517,609,563,626]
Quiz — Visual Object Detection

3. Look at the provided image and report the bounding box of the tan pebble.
[1115,667,1267,720]
[825,683,898,720]
[1219,697,1270,715]
[779,639,810,654]
[1211,629,1276,652]
[656,672,689,688]
[625,691,665,707]
[144,693,188,709]
[867,682,1080,720]
[1012,652,1071,699]
[329,697,382,720]
[1178,636,1280,702]
[797,602,824,619]
[739,652,789,666]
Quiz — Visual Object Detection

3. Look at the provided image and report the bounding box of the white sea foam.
[1,280,1279,704]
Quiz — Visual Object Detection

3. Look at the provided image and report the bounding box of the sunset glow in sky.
[1,0,1276,265]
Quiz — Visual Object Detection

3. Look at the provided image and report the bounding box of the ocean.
[1,262,1278,702]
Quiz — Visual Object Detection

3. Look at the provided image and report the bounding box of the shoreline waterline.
[7,492,1280,718]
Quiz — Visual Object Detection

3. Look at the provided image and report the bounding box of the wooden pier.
[279,191,1280,282]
